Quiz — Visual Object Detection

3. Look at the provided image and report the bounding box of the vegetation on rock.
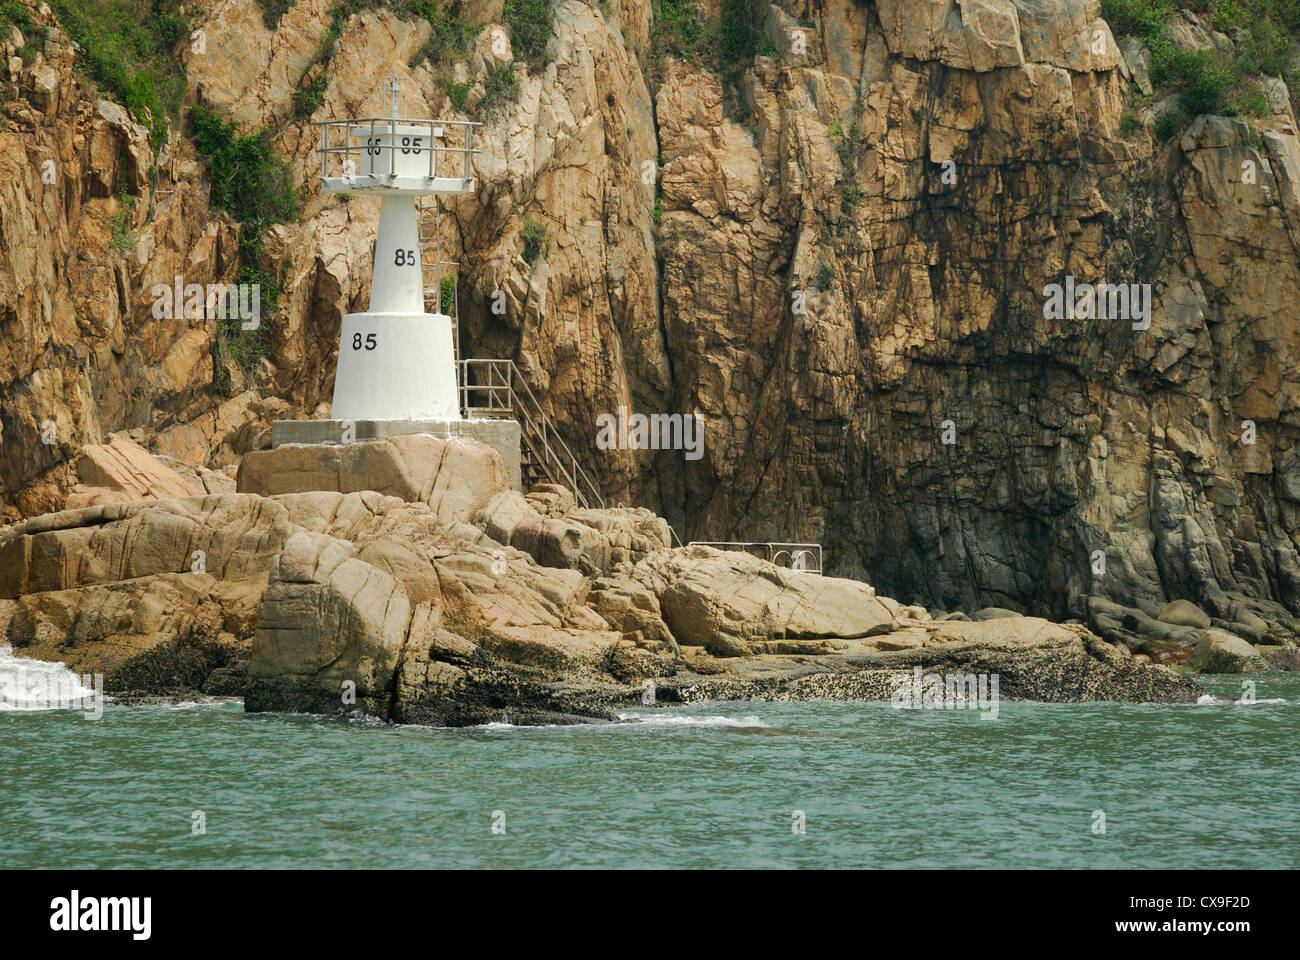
[504,0,556,67]
[189,104,299,378]
[651,0,764,83]
[45,0,190,146]
[521,216,549,265]
[1102,0,1300,134]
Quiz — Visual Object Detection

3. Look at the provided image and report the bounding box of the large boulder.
[238,435,509,525]
[1158,599,1212,629]
[0,493,291,690]
[246,530,412,716]
[66,434,204,508]
[630,546,895,656]
[472,489,672,575]
[1188,628,1266,673]
[244,496,626,721]
[0,494,295,599]
[971,606,1024,621]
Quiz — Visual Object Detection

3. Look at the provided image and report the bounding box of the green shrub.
[841,184,863,210]
[716,0,762,76]
[292,3,347,117]
[1099,0,1174,39]
[190,105,298,229]
[814,262,834,292]
[440,274,456,314]
[109,194,136,251]
[521,216,549,265]
[652,0,705,63]
[190,104,299,376]
[474,62,519,118]
[1154,106,1186,139]
[504,0,555,67]
[1104,1,1300,119]
[408,0,481,69]
[257,0,295,30]
[1238,16,1294,76]
[0,0,37,33]
[46,0,191,147]
[446,80,472,111]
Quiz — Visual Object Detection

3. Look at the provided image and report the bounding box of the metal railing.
[687,541,823,574]
[458,359,606,510]
[451,360,691,549]
[317,118,480,188]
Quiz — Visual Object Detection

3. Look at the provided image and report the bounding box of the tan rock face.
[66,434,204,508]
[237,435,510,524]
[3,0,1300,634]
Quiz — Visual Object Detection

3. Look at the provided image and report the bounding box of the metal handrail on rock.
[458,359,606,510]
[687,540,822,574]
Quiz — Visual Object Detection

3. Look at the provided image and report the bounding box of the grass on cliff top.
[1102,0,1300,135]
[45,0,190,148]
[651,0,765,87]
[283,0,544,119]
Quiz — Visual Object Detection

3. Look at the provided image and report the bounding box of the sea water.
[1,647,1296,869]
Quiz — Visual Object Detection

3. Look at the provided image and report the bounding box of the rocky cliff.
[3,0,1300,638]
[0,433,1208,717]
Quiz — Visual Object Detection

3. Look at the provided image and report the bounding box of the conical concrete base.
[331,312,459,421]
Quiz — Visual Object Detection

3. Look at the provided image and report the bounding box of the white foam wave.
[1195,693,1287,705]
[615,712,770,728]
[0,644,101,711]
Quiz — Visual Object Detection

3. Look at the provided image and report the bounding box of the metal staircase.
[458,358,606,510]
[455,363,820,558]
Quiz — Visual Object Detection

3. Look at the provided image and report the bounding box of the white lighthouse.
[263,80,525,492]
[320,79,475,422]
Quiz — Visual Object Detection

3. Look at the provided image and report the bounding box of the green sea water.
[2,674,1297,869]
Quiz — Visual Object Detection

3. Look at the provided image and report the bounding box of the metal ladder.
[419,196,458,358]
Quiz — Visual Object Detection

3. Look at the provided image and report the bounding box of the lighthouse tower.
[261,80,524,491]
[321,79,475,422]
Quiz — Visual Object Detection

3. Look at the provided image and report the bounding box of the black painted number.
[394,249,417,266]
[400,136,423,155]
[352,333,377,351]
